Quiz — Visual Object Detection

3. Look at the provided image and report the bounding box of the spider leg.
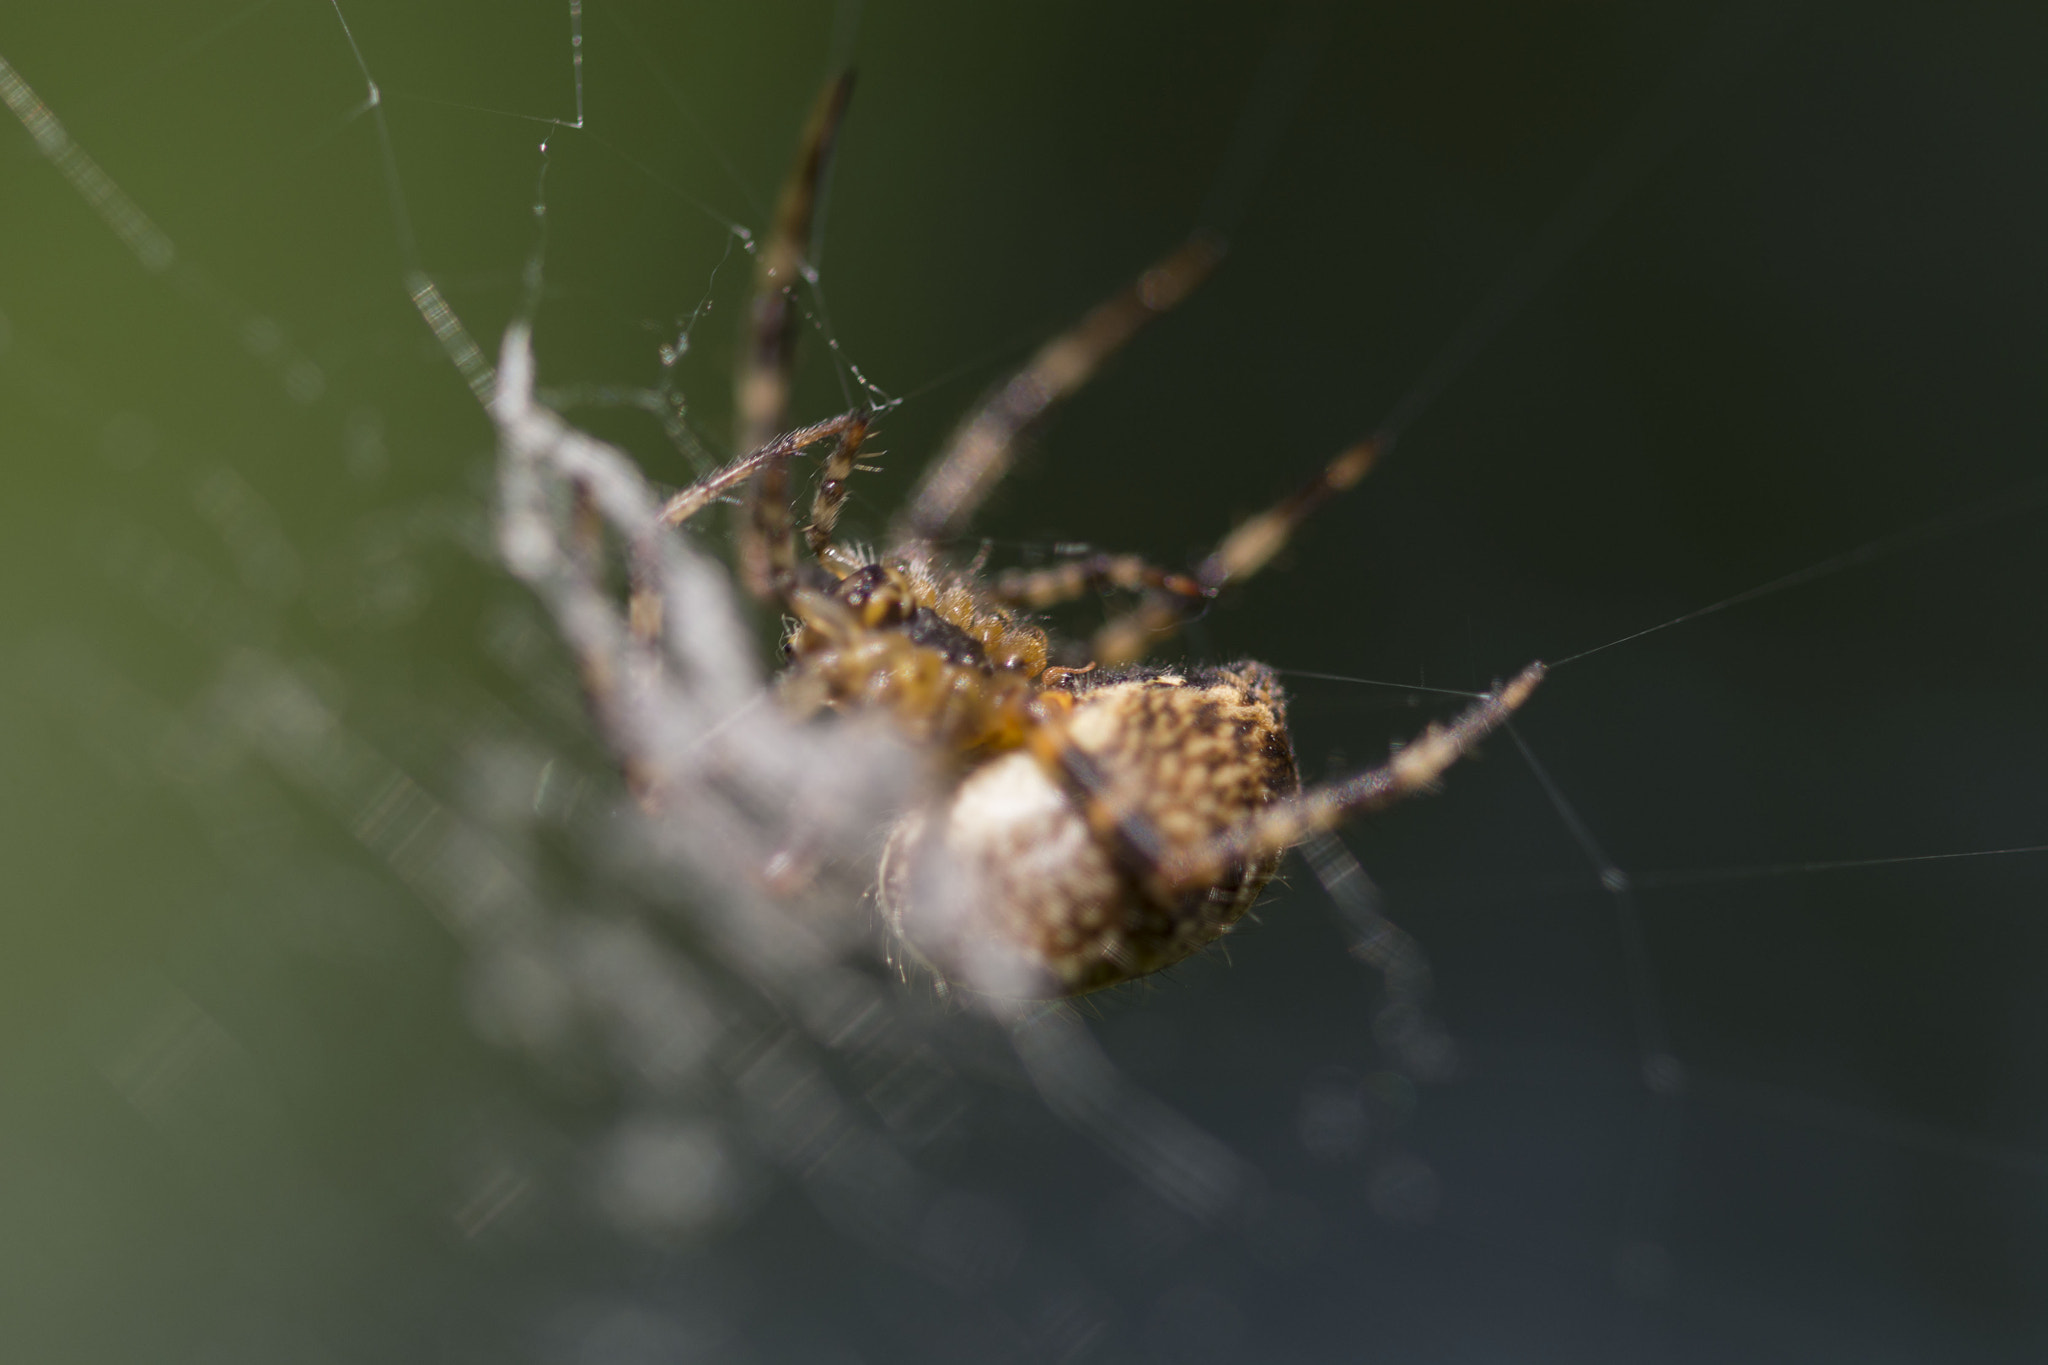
[657,412,869,529]
[735,72,854,456]
[889,232,1224,554]
[802,411,873,557]
[989,551,1211,612]
[1092,435,1382,665]
[1005,1004,1247,1219]
[1160,662,1545,895]
[1298,830,1457,1082]
[734,72,855,598]
[750,408,880,603]
[743,426,802,601]
[633,412,866,643]
[1022,664,1540,933]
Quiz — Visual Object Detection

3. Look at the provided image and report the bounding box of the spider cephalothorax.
[496,74,1543,1001]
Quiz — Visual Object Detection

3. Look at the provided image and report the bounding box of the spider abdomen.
[878,663,1300,996]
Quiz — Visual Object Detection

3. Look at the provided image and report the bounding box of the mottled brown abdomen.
[879,663,1299,996]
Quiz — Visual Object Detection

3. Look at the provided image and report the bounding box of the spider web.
[2,2,2045,1362]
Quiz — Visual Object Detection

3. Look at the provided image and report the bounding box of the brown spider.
[494,75,1542,1002]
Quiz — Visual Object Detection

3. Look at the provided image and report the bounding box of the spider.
[493,74,1542,1002]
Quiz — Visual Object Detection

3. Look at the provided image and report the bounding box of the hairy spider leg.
[802,412,873,556]
[1092,435,1382,665]
[990,552,1212,612]
[1167,661,1545,890]
[735,71,854,456]
[889,232,1225,553]
[656,413,870,529]
[737,71,855,598]
[750,427,802,601]
[762,413,877,601]
[633,412,868,644]
[1034,662,1542,925]
[1298,829,1456,1081]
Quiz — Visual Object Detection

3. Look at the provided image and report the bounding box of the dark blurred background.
[3,2,2045,1361]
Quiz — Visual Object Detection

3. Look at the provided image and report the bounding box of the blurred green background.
[3,2,2046,1361]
